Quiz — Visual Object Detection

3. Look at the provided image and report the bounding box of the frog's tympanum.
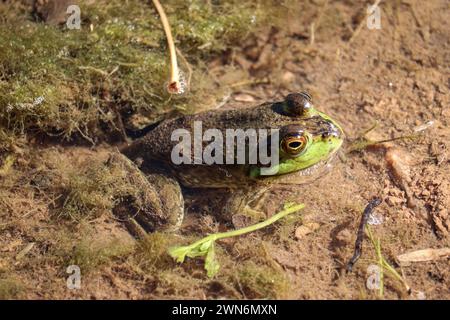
[111,92,344,234]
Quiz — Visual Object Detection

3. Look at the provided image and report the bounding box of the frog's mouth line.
[261,148,340,185]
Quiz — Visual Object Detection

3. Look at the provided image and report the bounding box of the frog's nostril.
[321,120,342,139]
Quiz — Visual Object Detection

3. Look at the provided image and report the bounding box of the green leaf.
[168,245,190,263]
[205,243,220,278]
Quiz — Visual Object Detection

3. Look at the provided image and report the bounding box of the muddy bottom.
[0,0,449,299]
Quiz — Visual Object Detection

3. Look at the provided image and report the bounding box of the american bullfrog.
[111,92,344,235]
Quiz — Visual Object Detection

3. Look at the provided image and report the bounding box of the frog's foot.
[222,187,271,228]
[106,153,184,237]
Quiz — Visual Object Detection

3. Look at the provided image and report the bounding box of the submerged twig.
[347,134,418,153]
[151,0,184,94]
[346,197,382,272]
[310,22,315,46]
[403,1,427,42]
[346,122,420,153]
[229,78,270,88]
[78,66,109,77]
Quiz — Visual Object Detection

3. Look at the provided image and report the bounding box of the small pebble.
[234,93,255,102]
[368,212,384,225]
[281,71,295,84]
[415,291,426,300]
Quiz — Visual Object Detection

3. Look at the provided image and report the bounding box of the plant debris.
[169,203,304,278]
[397,248,450,266]
[346,197,382,272]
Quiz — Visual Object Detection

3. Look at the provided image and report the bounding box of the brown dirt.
[1,0,449,299]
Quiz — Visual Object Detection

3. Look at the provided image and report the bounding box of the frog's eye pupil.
[288,141,302,149]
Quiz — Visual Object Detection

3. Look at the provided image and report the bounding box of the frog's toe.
[231,205,267,228]
[144,173,184,232]
[112,192,168,235]
[222,187,270,228]
[123,217,148,239]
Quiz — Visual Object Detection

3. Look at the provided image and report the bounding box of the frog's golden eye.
[281,134,308,156]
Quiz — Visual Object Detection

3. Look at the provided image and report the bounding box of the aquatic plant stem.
[366,226,411,295]
[205,203,304,241]
[168,203,305,277]
[151,0,181,94]
[172,203,305,257]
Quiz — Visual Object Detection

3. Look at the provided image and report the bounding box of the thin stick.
[151,0,182,94]
[229,78,270,88]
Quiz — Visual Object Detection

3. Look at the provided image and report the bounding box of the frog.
[109,92,344,236]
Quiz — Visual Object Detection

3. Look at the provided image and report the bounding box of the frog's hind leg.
[106,153,184,237]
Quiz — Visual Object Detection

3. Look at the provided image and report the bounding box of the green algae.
[0,0,267,144]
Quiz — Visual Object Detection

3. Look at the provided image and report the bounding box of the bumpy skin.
[116,93,344,233]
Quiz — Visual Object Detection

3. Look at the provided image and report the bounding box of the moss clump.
[0,277,24,299]
[57,160,118,221]
[48,223,134,274]
[223,240,292,299]
[131,232,211,298]
[133,232,180,271]
[67,237,133,273]
[232,261,290,299]
[0,0,267,144]
[54,154,146,221]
